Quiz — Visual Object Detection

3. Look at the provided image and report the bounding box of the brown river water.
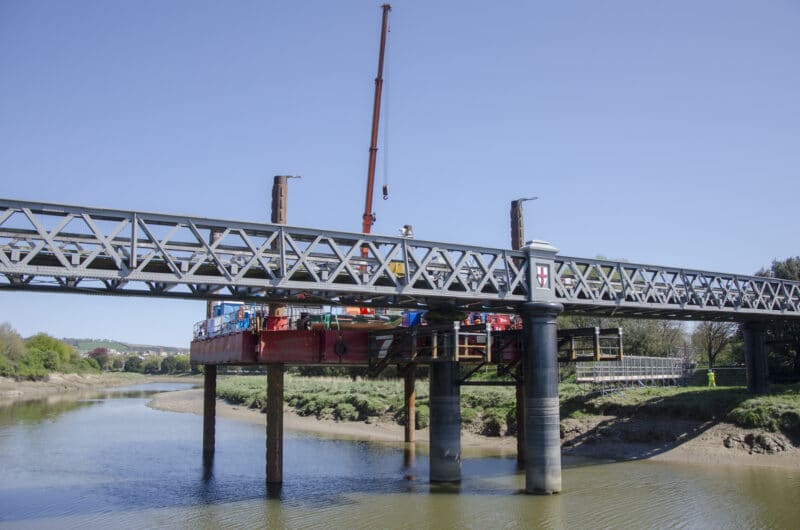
[0,382,798,529]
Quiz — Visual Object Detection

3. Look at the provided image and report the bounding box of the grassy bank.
[217,375,800,441]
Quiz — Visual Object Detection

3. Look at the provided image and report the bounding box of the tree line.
[0,322,193,380]
[0,323,100,379]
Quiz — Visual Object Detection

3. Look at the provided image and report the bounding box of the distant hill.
[62,338,187,354]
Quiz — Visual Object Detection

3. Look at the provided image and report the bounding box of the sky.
[1,1,798,347]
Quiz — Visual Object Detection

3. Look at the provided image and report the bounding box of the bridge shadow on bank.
[558,384,800,461]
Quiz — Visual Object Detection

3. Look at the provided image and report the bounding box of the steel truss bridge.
[1,198,799,323]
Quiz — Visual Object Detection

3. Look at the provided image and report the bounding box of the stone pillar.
[522,301,563,494]
[404,367,416,443]
[266,364,284,483]
[743,321,769,395]
[521,239,562,494]
[429,360,461,482]
[202,364,217,468]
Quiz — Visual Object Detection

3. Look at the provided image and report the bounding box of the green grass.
[562,383,800,439]
[216,375,800,439]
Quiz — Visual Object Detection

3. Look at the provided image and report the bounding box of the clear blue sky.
[1,1,798,347]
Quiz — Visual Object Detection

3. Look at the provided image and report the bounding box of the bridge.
[1,197,797,494]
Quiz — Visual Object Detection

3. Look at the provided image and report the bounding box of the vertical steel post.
[266,175,290,484]
[429,360,461,482]
[266,364,284,483]
[202,364,217,468]
[522,302,563,494]
[202,238,220,470]
[743,321,770,395]
[404,366,416,443]
[510,199,526,466]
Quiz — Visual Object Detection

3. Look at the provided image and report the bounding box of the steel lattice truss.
[1,198,799,322]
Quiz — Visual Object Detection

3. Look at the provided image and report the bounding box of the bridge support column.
[743,322,769,395]
[516,373,525,467]
[522,302,563,494]
[429,360,461,482]
[404,366,416,443]
[202,364,217,467]
[266,363,284,483]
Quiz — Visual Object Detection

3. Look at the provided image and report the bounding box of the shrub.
[461,407,478,424]
[415,405,430,429]
[142,357,161,374]
[335,402,359,421]
[0,354,13,377]
[82,357,101,371]
[124,356,143,372]
[505,408,517,436]
[481,408,507,437]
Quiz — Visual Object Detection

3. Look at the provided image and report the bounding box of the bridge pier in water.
[743,321,770,395]
[429,360,461,482]
[266,364,284,483]
[522,302,564,494]
[202,364,217,468]
[404,367,416,443]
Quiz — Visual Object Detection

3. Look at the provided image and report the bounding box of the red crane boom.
[361,3,391,234]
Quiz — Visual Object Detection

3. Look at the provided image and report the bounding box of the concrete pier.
[266,364,284,483]
[521,302,563,494]
[516,373,525,466]
[429,360,461,482]
[202,364,217,467]
[743,321,770,395]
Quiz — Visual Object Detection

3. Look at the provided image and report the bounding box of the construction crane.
[361,3,391,235]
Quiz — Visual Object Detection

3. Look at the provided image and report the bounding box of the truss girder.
[554,257,800,320]
[1,199,799,322]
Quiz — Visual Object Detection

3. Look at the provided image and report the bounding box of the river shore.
[2,374,797,469]
[0,372,201,404]
[150,387,800,469]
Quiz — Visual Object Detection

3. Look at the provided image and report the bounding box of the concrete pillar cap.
[522,240,559,254]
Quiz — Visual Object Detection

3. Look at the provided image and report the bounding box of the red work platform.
[189,325,622,367]
[191,329,372,366]
[190,332,259,364]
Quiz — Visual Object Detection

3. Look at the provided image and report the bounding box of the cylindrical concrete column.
[743,321,769,395]
[202,364,217,468]
[515,374,525,467]
[404,367,416,443]
[522,301,563,494]
[429,360,461,482]
[266,363,284,483]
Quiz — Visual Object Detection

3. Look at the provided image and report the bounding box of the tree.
[142,356,161,374]
[758,256,800,281]
[124,356,143,373]
[173,355,190,373]
[692,322,737,369]
[26,333,75,365]
[0,322,27,363]
[160,356,177,374]
[111,357,125,371]
[756,257,800,378]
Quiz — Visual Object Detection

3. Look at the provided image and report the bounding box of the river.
[0,382,798,529]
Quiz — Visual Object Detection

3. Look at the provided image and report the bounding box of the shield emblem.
[536,265,549,288]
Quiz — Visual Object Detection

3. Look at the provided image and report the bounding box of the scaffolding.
[575,355,687,389]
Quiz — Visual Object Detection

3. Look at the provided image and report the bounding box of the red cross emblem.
[536,265,549,288]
